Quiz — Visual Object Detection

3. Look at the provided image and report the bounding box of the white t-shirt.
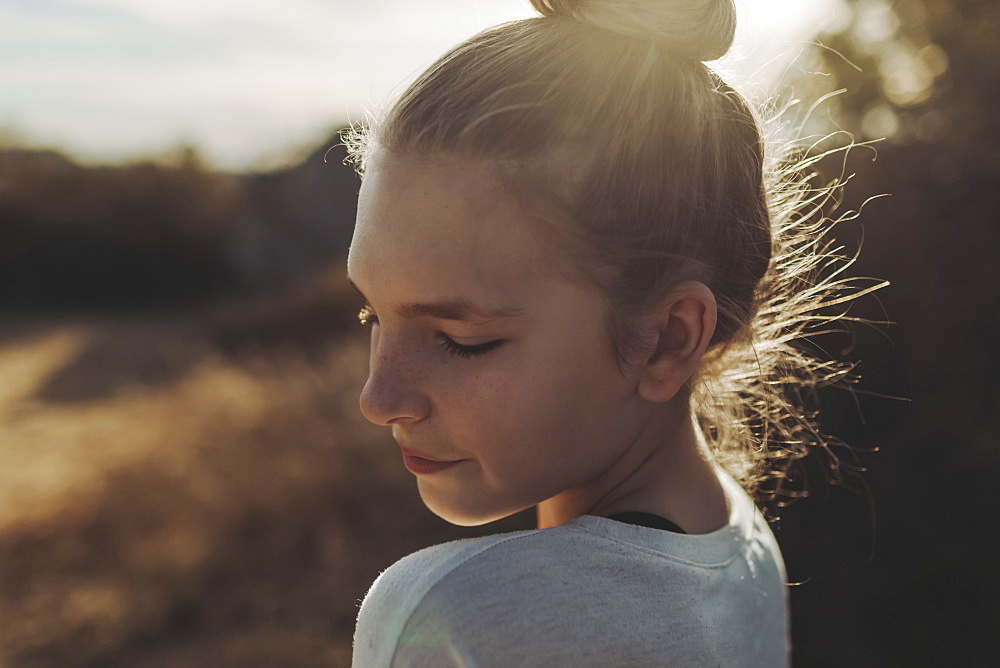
[353,472,789,667]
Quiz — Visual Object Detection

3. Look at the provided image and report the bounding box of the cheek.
[430,363,506,419]
[441,348,621,452]
[422,356,528,452]
[512,341,631,457]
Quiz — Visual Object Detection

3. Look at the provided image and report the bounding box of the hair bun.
[530,0,736,61]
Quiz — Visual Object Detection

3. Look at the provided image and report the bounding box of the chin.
[419,488,526,527]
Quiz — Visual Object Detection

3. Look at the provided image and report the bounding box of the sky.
[2,0,842,170]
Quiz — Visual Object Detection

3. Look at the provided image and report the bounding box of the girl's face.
[347,152,650,526]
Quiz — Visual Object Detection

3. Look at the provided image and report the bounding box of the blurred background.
[0,0,996,665]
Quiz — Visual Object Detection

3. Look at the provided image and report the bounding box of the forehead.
[348,152,565,302]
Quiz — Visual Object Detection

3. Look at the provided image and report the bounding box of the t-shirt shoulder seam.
[387,531,544,666]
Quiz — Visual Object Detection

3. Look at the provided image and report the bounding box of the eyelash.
[357,304,504,359]
[440,337,505,359]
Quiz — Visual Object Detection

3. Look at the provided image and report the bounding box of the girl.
[347,0,851,664]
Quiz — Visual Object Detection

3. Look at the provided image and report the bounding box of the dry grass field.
[0,286,528,666]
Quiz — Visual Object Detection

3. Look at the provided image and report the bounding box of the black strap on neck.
[607,511,687,534]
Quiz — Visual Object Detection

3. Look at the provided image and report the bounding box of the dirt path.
[0,318,225,527]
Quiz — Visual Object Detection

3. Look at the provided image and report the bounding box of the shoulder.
[352,476,789,667]
[355,519,654,622]
[352,529,550,667]
[352,523,696,667]
[356,529,547,616]
[353,525,636,666]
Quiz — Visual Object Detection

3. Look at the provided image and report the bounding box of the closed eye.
[440,336,504,359]
[359,301,502,358]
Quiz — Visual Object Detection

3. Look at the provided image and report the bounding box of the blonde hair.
[345,0,874,502]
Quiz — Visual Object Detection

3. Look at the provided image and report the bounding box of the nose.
[358,326,431,426]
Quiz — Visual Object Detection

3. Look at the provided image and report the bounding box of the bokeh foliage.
[777,0,999,664]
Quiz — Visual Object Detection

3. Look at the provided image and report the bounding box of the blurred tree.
[778,0,1000,665]
[0,133,361,311]
[0,147,244,309]
[228,136,360,289]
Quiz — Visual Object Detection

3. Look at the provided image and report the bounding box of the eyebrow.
[348,278,523,322]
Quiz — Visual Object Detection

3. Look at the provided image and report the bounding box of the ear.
[636,281,718,403]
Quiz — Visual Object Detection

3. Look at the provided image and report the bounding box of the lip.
[399,447,462,475]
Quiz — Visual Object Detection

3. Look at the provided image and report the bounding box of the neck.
[535,401,728,534]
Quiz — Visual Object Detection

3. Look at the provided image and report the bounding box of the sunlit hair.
[344,0,878,503]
